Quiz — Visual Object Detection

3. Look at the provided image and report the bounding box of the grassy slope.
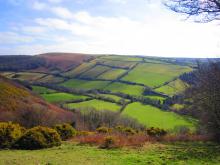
[0,142,220,165]
[80,65,110,78]
[122,102,196,130]
[60,79,110,90]
[104,82,144,96]
[122,63,192,87]
[66,99,121,112]
[31,85,56,94]
[98,68,127,80]
[37,75,64,83]
[155,79,189,96]
[41,92,88,103]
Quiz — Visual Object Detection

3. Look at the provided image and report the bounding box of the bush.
[96,126,110,133]
[54,123,77,140]
[0,122,25,148]
[100,136,117,149]
[174,125,191,135]
[14,126,61,150]
[77,131,94,136]
[122,127,137,135]
[146,127,167,137]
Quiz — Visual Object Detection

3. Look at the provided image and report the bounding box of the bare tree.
[184,62,220,139]
[165,0,220,22]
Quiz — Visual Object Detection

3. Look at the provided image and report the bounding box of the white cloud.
[47,0,63,3]
[51,7,73,19]
[0,32,34,44]
[32,1,47,10]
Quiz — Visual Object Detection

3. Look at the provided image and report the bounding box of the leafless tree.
[165,0,220,22]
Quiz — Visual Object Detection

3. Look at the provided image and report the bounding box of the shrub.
[96,126,110,133]
[14,126,61,150]
[122,127,137,135]
[0,122,25,148]
[174,125,191,135]
[54,123,77,140]
[77,131,94,136]
[146,127,167,137]
[100,136,117,149]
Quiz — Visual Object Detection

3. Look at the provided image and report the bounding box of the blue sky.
[0,0,219,57]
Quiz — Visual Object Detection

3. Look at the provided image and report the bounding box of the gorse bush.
[96,126,111,133]
[54,123,77,140]
[14,126,61,150]
[146,127,167,137]
[0,122,25,148]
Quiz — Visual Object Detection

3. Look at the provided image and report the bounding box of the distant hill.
[0,53,93,73]
[0,75,73,127]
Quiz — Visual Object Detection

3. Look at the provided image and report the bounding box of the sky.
[0,0,219,57]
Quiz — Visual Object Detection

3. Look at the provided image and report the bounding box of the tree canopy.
[165,0,220,22]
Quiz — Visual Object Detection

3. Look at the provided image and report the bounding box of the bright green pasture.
[64,62,96,77]
[122,102,196,130]
[60,79,110,90]
[98,94,130,102]
[41,92,88,103]
[98,68,127,80]
[66,99,121,112]
[122,63,192,87]
[95,59,137,69]
[104,82,144,96]
[80,65,110,78]
[31,85,56,94]
[155,79,189,96]
[37,75,64,83]
[1,142,220,165]
[144,95,166,102]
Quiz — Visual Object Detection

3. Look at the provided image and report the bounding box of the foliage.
[96,126,111,133]
[100,136,117,149]
[146,127,167,137]
[14,126,61,150]
[54,123,77,140]
[0,122,25,148]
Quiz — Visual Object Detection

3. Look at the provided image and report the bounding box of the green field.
[100,55,143,62]
[37,75,65,83]
[60,79,110,90]
[41,92,88,103]
[155,79,189,96]
[98,68,127,80]
[144,95,166,102]
[0,142,220,165]
[122,102,196,130]
[31,85,56,94]
[64,62,96,77]
[80,65,111,78]
[11,72,46,81]
[122,63,192,87]
[104,82,144,96]
[66,99,121,112]
[98,94,130,102]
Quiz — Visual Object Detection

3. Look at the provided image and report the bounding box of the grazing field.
[122,63,192,87]
[144,95,166,102]
[80,65,110,79]
[31,85,56,94]
[96,59,137,69]
[122,102,196,130]
[104,82,144,96]
[41,92,88,103]
[60,79,110,90]
[10,72,46,81]
[100,55,143,62]
[64,62,96,77]
[98,68,127,80]
[98,94,130,102]
[155,79,189,96]
[0,142,220,165]
[66,99,121,112]
[37,75,65,83]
